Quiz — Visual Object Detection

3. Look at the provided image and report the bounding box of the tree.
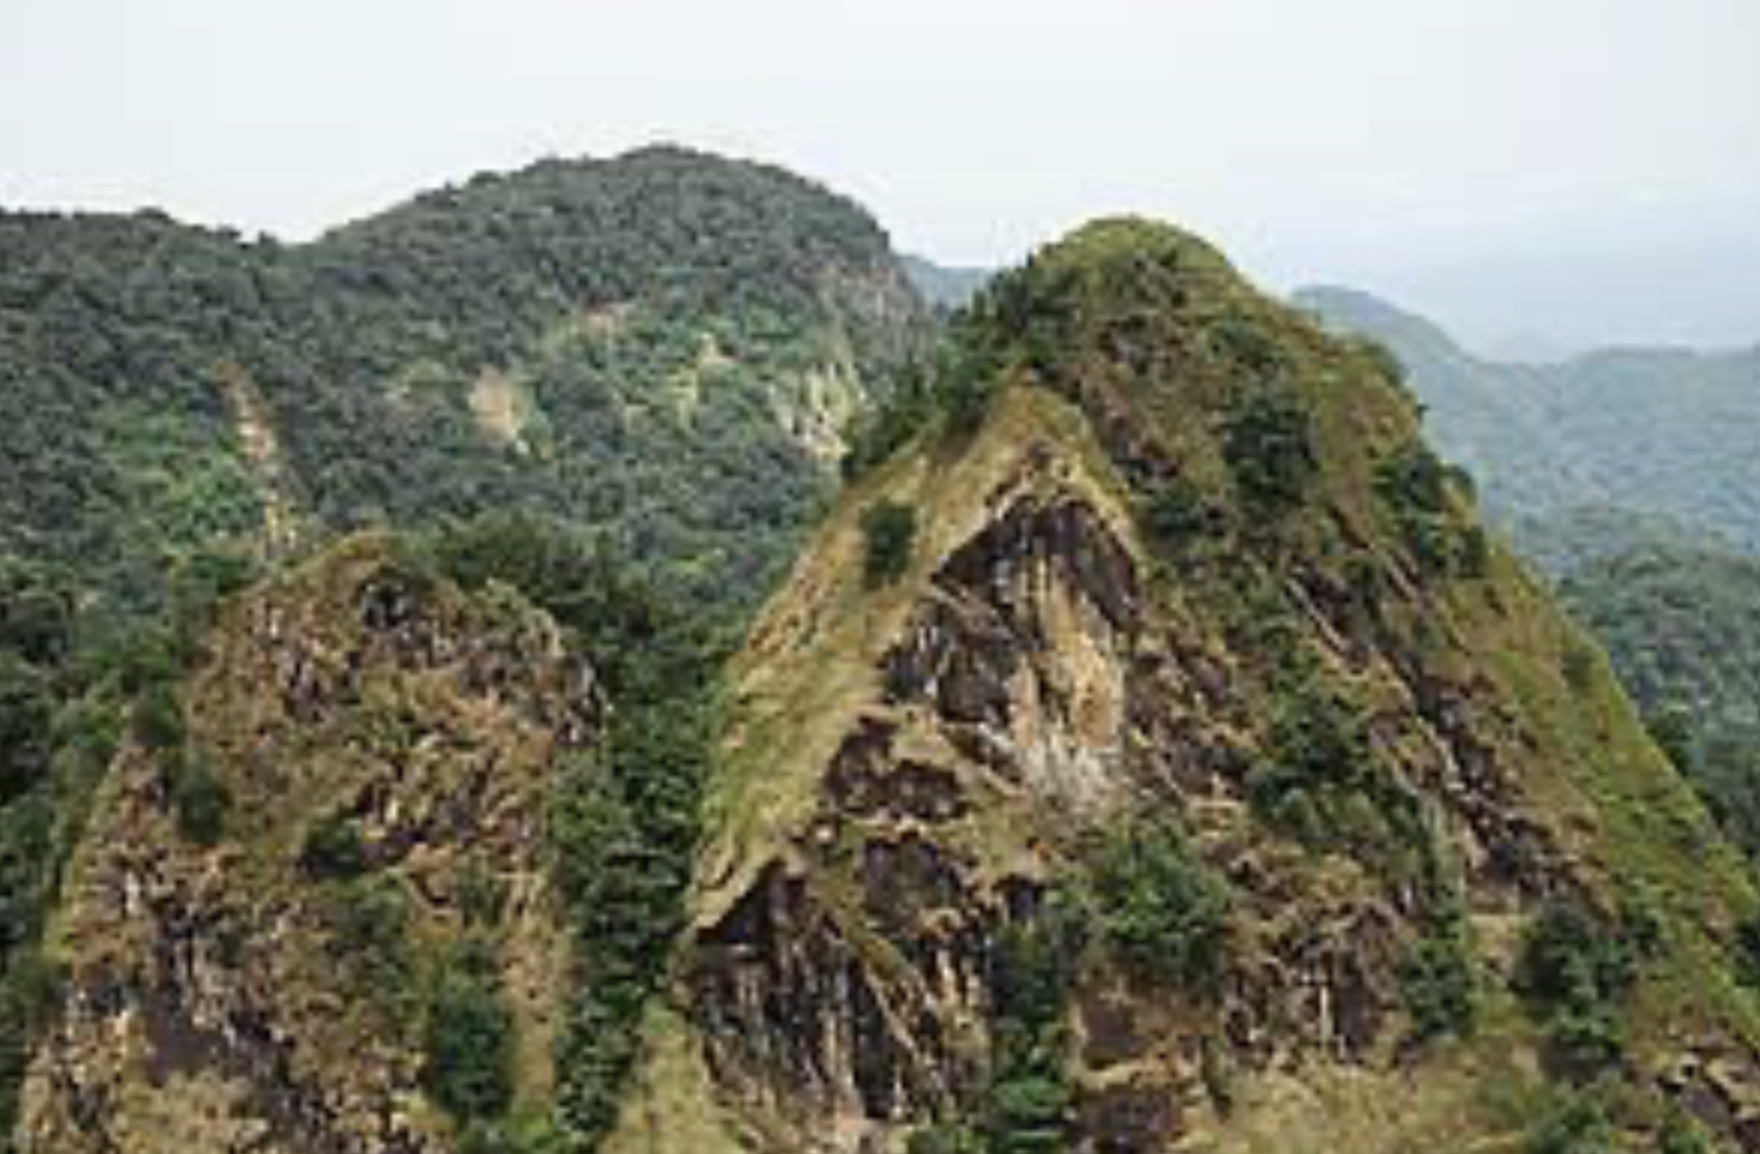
[860,500,918,588]
[1222,391,1315,510]
[1090,817,1231,989]
[423,945,515,1122]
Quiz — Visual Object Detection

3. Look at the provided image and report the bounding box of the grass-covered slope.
[0,147,931,617]
[614,220,1760,1154]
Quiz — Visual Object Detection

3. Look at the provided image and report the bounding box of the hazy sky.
[4,0,1758,350]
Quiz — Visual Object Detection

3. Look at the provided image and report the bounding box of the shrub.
[423,944,515,1122]
[1562,643,1598,692]
[331,877,411,998]
[860,500,918,588]
[1658,1110,1713,1154]
[1516,902,1640,1076]
[1644,706,1697,773]
[1138,478,1208,550]
[1734,915,1760,989]
[1375,442,1485,576]
[1222,391,1315,510]
[1525,1093,1618,1154]
[981,906,1083,1154]
[1399,926,1479,1041]
[132,682,186,753]
[300,813,368,880]
[167,753,230,847]
[1376,443,1450,516]
[1262,681,1370,792]
[1090,817,1231,989]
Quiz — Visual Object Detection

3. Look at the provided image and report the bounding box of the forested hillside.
[1297,285,1760,568]
[1302,285,1760,898]
[0,147,931,619]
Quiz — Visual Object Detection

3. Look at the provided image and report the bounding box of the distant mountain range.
[1297,284,1760,571]
[900,253,991,310]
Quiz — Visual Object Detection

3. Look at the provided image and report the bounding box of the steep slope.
[0,147,931,616]
[1296,286,1760,569]
[609,222,1760,1154]
[1562,547,1760,869]
[12,537,604,1153]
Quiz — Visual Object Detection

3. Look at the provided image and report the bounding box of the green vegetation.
[329,876,414,1012]
[859,499,918,587]
[1399,923,1479,1042]
[165,750,231,847]
[1089,817,1231,990]
[1524,1092,1618,1154]
[423,516,718,1153]
[1222,392,1316,512]
[1300,285,1760,564]
[0,560,125,1142]
[1375,442,1484,576]
[1515,903,1646,1076]
[980,909,1081,1154]
[0,148,929,622]
[1561,546,1760,874]
[1136,476,1210,551]
[1244,676,1433,886]
[424,941,517,1125]
[301,811,369,880]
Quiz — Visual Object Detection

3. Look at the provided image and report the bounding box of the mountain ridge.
[0,146,933,618]
[600,219,1760,1153]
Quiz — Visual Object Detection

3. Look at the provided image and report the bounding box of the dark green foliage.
[0,560,120,1139]
[166,752,230,847]
[301,813,368,880]
[1377,442,1451,516]
[1089,817,1230,990]
[1376,442,1482,576]
[424,942,516,1123]
[331,877,412,1001]
[1731,916,1760,990]
[1657,1109,1714,1154]
[1525,1093,1619,1154]
[1644,707,1696,773]
[1246,677,1437,888]
[1399,925,1479,1041]
[840,327,999,482]
[1246,677,1369,835]
[1516,903,1643,1076]
[0,149,929,621]
[843,365,938,480]
[131,682,186,752]
[1137,477,1209,550]
[980,907,1083,1154]
[1560,546,1760,875]
[861,500,918,588]
[424,517,718,1151]
[1221,391,1316,511]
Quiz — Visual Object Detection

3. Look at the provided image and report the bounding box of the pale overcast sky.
[3,0,1758,350]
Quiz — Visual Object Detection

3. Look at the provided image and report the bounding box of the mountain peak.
[608,219,1760,1153]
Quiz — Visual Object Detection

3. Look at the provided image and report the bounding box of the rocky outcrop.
[659,220,1760,1154]
[17,542,598,1154]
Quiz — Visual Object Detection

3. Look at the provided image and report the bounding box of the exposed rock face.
[17,542,599,1154]
[641,221,1760,1154]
